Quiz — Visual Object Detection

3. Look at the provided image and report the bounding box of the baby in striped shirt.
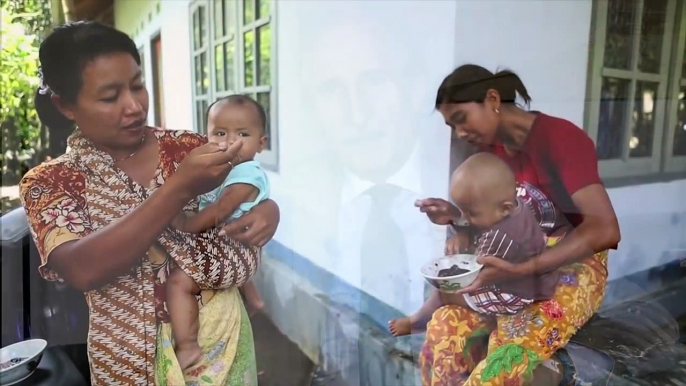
[390,153,559,336]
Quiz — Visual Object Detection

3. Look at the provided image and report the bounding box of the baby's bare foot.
[388,317,413,337]
[176,344,202,371]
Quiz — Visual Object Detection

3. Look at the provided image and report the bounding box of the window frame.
[585,0,683,180]
[151,33,165,128]
[190,1,211,138]
[189,0,279,170]
[663,0,686,173]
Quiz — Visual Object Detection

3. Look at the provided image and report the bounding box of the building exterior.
[114,0,685,381]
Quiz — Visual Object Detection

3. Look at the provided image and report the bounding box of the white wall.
[114,0,158,36]
[158,0,193,132]
[452,0,594,127]
[271,0,456,314]
[114,0,193,132]
[607,180,686,279]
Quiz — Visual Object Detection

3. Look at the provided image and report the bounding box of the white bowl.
[421,254,482,293]
[0,339,47,385]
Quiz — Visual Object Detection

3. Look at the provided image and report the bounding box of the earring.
[494,108,500,114]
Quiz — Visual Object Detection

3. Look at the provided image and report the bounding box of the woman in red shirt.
[416,64,620,385]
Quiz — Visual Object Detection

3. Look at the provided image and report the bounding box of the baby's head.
[206,94,268,162]
[450,153,516,229]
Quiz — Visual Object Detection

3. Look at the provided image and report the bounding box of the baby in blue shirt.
[168,95,270,369]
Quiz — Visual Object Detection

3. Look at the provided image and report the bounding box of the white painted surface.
[157,0,193,132]
[607,180,686,279]
[272,0,455,314]
[113,0,686,315]
[114,0,194,132]
[452,0,593,127]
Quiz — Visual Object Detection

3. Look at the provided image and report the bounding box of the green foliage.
[1,0,52,185]
[1,0,53,39]
[1,10,40,147]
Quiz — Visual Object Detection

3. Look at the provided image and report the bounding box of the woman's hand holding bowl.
[456,255,531,294]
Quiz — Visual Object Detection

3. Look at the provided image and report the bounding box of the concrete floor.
[249,271,686,386]
[251,312,315,386]
[560,278,686,386]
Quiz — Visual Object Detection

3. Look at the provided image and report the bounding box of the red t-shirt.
[482,113,602,235]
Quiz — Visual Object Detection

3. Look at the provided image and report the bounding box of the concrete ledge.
[254,242,686,385]
[253,254,421,385]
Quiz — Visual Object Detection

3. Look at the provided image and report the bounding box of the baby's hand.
[445,232,470,255]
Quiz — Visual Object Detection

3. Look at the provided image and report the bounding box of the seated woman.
[414,64,620,385]
[22,21,279,385]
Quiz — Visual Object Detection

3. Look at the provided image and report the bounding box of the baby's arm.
[176,184,259,233]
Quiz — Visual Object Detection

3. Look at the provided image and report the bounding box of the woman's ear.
[51,94,76,121]
[484,89,501,112]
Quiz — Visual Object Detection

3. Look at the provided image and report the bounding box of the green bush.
[1,0,52,185]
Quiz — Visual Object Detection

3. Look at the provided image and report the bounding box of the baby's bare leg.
[439,291,470,309]
[241,280,264,316]
[166,267,202,370]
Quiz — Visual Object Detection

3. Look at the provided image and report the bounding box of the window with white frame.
[586,0,686,179]
[190,0,277,168]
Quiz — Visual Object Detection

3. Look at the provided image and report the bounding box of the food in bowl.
[420,254,482,293]
[437,265,470,277]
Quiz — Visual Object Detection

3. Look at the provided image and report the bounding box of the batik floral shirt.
[20,128,259,385]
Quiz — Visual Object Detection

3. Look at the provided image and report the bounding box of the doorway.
[151,35,164,128]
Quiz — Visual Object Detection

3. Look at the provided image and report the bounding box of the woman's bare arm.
[49,177,193,291]
[524,184,620,275]
[45,141,245,291]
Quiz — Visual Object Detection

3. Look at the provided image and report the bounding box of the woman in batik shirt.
[21,21,279,385]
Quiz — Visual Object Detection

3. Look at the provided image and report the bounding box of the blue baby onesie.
[198,160,270,220]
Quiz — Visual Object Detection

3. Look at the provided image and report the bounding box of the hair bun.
[436,64,532,108]
[34,88,74,134]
